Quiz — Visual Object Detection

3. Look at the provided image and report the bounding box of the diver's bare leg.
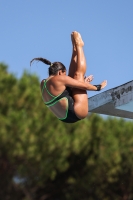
[68,35,77,78]
[71,31,88,119]
[72,31,86,81]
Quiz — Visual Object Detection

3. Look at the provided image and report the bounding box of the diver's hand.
[84,75,94,83]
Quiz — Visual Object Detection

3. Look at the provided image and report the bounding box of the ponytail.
[30,57,66,76]
[30,57,51,66]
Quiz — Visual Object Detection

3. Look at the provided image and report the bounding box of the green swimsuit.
[41,79,81,123]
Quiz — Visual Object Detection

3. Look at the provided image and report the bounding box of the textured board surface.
[88,80,133,119]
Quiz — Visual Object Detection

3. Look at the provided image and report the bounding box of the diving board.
[89,80,133,119]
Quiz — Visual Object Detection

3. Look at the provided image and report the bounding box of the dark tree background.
[0,63,133,200]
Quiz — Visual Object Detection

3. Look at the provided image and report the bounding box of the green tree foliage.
[0,63,133,200]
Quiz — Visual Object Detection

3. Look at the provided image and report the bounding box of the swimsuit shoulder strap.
[41,78,61,105]
[42,79,55,98]
[41,78,69,107]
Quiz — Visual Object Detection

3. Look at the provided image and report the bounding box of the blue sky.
[0,0,133,98]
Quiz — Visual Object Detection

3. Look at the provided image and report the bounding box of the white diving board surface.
[88,80,133,119]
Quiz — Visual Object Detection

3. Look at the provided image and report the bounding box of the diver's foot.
[71,31,84,47]
[101,80,107,89]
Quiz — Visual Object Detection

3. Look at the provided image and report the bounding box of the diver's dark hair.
[30,57,66,76]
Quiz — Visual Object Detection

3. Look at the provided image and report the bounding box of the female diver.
[30,31,107,123]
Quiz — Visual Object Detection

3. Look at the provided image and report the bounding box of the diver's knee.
[74,71,84,80]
